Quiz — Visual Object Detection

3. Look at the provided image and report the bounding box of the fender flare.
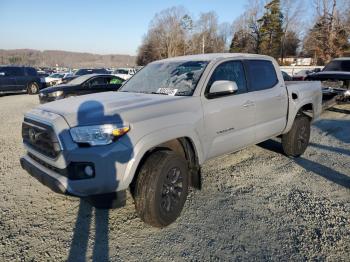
[121,125,204,187]
[283,99,314,134]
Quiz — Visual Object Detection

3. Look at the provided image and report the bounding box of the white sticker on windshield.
[156,88,178,96]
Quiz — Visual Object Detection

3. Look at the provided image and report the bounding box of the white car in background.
[45,72,72,86]
[113,68,136,80]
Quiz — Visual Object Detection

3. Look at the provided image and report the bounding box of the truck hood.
[37,91,190,127]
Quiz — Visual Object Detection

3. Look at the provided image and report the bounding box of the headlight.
[48,90,64,97]
[70,124,130,146]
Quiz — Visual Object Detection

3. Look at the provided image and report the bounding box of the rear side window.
[207,61,247,94]
[26,67,37,76]
[246,60,278,91]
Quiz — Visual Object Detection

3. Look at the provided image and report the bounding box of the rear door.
[244,60,288,142]
[201,60,255,159]
[0,67,18,92]
[11,67,27,90]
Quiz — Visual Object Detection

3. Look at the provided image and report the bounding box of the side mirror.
[207,80,238,98]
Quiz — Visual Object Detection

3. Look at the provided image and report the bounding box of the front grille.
[22,118,61,158]
[28,152,62,173]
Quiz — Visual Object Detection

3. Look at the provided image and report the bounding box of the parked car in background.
[113,67,136,80]
[292,69,313,81]
[45,72,73,87]
[0,66,43,94]
[281,71,293,81]
[39,74,124,103]
[37,70,50,78]
[61,68,109,84]
[306,57,350,102]
[21,53,322,227]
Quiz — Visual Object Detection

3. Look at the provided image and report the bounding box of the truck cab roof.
[155,53,274,63]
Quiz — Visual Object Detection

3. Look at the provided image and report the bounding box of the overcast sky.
[0,0,251,55]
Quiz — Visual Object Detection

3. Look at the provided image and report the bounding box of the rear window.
[75,69,107,75]
[115,69,129,74]
[323,60,350,72]
[246,60,278,91]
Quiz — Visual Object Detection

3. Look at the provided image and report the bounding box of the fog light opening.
[84,165,94,177]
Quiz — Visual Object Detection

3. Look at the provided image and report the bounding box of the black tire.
[27,82,39,95]
[134,150,189,227]
[282,115,310,157]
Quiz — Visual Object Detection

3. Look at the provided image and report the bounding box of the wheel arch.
[283,101,314,134]
[129,136,202,197]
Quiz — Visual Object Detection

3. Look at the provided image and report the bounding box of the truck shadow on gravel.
[66,100,133,262]
[313,119,350,143]
[258,140,350,189]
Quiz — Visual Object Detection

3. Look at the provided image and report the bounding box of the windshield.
[323,60,350,72]
[67,74,93,85]
[119,61,208,96]
[49,73,63,78]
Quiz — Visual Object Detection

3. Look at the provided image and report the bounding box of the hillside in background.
[0,49,136,68]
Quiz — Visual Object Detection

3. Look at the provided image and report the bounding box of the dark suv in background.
[0,66,43,94]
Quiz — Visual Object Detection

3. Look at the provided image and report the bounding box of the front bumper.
[21,110,134,199]
[20,156,69,195]
[20,155,127,207]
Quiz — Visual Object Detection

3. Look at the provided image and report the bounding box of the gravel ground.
[0,94,349,261]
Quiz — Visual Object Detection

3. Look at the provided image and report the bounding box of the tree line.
[136,0,350,66]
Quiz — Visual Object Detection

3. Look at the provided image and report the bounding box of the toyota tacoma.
[20,54,322,227]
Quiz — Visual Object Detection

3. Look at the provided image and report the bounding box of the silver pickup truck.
[20,53,322,227]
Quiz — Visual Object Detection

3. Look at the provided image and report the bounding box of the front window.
[119,61,208,96]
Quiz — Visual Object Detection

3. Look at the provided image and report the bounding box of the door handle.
[242,100,255,108]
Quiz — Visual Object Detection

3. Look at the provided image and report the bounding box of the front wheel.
[27,82,39,94]
[282,115,310,157]
[133,150,189,227]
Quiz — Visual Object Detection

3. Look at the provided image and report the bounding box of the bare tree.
[136,6,188,64]
[280,0,304,60]
[230,0,265,54]
[190,12,226,54]
[303,0,349,64]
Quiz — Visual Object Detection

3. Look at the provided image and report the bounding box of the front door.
[201,60,255,160]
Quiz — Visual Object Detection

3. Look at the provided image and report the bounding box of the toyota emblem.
[28,128,40,143]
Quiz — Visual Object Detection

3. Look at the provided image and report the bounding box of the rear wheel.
[282,115,310,157]
[27,82,39,94]
[134,150,189,227]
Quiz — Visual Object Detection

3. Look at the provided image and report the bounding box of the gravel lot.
[0,94,349,261]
